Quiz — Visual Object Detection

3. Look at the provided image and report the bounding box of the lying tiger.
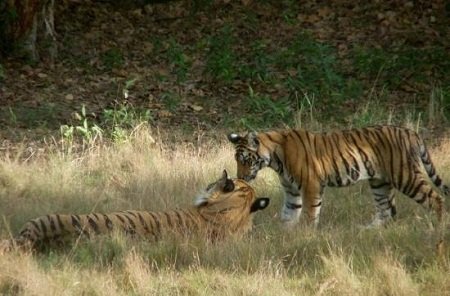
[1,170,269,251]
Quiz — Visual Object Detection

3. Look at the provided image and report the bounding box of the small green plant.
[74,105,103,142]
[206,25,236,83]
[161,91,181,112]
[166,39,191,83]
[60,105,103,150]
[102,102,152,143]
[122,77,138,99]
[60,124,74,154]
[101,48,124,70]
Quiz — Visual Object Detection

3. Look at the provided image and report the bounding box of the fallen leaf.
[189,104,203,112]
[158,110,172,117]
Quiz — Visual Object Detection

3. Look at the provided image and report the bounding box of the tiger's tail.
[419,142,449,196]
[418,140,448,255]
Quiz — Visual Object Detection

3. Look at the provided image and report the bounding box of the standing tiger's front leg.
[280,176,303,227]
[302,183,324,228]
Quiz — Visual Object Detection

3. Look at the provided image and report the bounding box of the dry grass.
[0,125,449,295]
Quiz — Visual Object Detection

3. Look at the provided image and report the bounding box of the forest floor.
[1,2,449,295]
[0,0,449,146]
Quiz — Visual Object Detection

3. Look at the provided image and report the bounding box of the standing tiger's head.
[228,132,269,182]
[194,170,270,234]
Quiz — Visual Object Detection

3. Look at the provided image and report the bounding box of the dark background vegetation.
[0,0,449,144]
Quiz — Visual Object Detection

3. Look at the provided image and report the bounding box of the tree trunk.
[1,0,57,61]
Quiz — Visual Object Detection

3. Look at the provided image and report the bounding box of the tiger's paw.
[281,220,298,230]
[362,217,393,229]
[0,239,13,254]
[281,207,301,223]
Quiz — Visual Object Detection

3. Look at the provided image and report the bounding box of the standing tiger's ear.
[228,133,241,144]
[250,197,270,213]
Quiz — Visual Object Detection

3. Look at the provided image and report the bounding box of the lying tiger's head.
[195,170,269,233]
[227,132,269,182]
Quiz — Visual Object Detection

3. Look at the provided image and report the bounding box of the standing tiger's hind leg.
[419,142,450,196]
[400,173,444,222]
[368,179,396,227]
[400,172,446,255]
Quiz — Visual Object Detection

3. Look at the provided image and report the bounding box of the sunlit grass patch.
[0,124,449,295]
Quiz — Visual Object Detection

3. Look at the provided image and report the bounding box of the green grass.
[101,48,124,70]
[0,103,63,129]
[353,46,450,88]
[205,25,237,83]
[240,86,292,129]
[0,123,449,295]
[166,39,191,83]
[238,40,275,82]
[276,33,353,101]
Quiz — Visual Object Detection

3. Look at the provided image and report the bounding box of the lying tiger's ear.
[220,170,234,192]
[223,179,235,192]
[247,132,259,148]
[250,197,270,213]
[228,133,241,144]
[221,169,228,180]
[218,169,235,192]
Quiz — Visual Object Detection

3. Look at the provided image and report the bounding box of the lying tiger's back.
[13,208,203,248]
[1,170,270,251]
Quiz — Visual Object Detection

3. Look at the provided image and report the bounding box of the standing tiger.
[228,125,448,228]
[1,170,269,251]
